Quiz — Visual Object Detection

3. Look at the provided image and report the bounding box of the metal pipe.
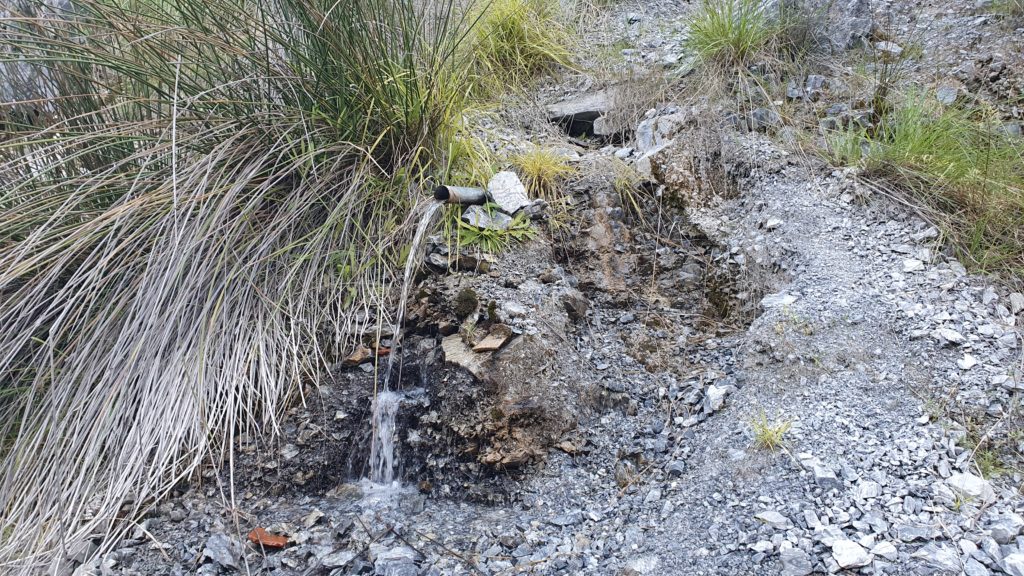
[433,185,488,205]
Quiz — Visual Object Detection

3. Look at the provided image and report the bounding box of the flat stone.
[854,480,881,499]
[755,510,793,530]
[203,533,240,570]
[946,472,996,505]
[931,328,966,345]
[814,465,842,490]
[780,548,813,576]
[832,540,872,568]
[473,324,513,352]
[1004,554,1024,576]
[964,557,990,576]
[903,259,924,272]
[911,543,960,573]
[487,171,530,214]
[870,541,897,561]
[442,334,487,379]
[1010,293,1024,315]
[958,353,978,370]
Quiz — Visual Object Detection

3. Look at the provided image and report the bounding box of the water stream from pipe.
[367,199,443,485]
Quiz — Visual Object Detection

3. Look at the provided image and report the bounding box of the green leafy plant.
[457,208,536,251]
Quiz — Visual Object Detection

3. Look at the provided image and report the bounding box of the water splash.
[367,199,442,485]
[368,390,402,484]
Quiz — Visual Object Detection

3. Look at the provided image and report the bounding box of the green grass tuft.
[687,0,776,67]
[470,0,573,90]
[750,410,792,451]
[513,147,577,201]
[825,92,1024,277]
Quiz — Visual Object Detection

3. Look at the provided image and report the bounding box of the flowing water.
[367,199,442,485]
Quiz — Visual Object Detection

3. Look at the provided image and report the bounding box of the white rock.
[1004,553,1024,576]
[931,328,966,345]
[831,540,872,568]
[1010,292,1024,315]
[854,480,881,499]
[903,259,924,273]
[958,354,978,370]
[487,171,530,214]
[946,472,996,505]
[870,541,898,561]
[761,292,798,308]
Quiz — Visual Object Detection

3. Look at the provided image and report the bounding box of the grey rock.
[874,41,904,59]
[322,550,357,568]
[561,289,589,321]
[912,543,960,573]
[854,480,881,499]
[1009,293,1024,315]
[487,171,530,214]
[549,511,582,527]
[989,512,1024,544]
[462,205,512,231]
[749,108,781,132]
[202,533,240,570]
[780,548,813,576]
[965,557,990,576]
[946,472,996,505]
[870,542,898,561]
[761,292,798,308]
[702,384,730,414]
[932,328,966,345]
[666,461,686,477]
[814,465,842,490]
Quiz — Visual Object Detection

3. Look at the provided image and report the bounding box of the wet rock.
[441,334,487,379]
[832,540,871,569]
[343,344,373,367]
[202,533,240,570]
[487,171,530,214]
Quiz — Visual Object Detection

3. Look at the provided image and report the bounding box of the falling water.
[367,200,442,484]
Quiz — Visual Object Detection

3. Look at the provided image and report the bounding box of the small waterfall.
[368,390,402,484]
[367,199,442,485]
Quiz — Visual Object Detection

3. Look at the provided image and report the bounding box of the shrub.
[0,0,472,568]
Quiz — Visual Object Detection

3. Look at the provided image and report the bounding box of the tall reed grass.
[0,0,475,570]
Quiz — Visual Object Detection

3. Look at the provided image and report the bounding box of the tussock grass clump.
[0,0,474,569]
[751,410,792,451]
[471,0,573,90]
[688,0,776,67]
[826,93,1024,276]
[513,147,577,201]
